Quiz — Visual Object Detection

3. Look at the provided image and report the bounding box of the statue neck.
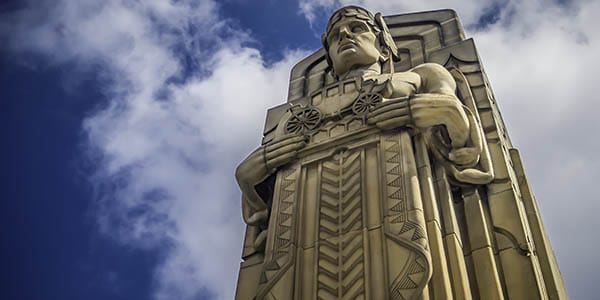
[338,62,381,80]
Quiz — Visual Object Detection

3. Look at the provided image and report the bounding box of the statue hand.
[409,93,469,148]
[367,94,469,147]
[366,97,411,130]
[236,133,306,225]
[236,133,307,185]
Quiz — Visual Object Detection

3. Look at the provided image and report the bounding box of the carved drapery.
[256,124,433,299]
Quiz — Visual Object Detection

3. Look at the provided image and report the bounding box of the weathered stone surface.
[235,5,567,300]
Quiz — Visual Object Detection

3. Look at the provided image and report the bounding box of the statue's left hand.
[367,93,469,148]
[366,97,411,130]
[409,93,469,148]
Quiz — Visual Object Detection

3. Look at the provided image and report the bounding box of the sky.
[0,0,598,299]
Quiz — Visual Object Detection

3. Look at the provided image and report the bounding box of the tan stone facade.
[235,7,568,300]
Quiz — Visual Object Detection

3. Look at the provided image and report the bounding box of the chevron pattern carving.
[390,255,428,300]
[317,150,366,300]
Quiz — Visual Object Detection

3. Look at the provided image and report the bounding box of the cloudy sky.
[0,0,597,299]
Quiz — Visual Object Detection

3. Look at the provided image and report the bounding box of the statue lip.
[338,41,357,53]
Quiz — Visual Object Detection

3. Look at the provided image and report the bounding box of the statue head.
[322,6,399,78]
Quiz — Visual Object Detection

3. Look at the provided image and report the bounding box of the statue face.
[326,17,381,77]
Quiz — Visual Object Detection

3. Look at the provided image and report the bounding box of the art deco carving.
[235,6,568,300]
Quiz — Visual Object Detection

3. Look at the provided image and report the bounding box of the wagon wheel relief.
[352,92,383,115]
[285,106,323,134]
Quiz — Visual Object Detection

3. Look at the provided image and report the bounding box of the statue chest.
[278,76,393,151]
[310,78,362,115]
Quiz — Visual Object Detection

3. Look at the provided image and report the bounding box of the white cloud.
[298,0,600,298]
[299,0,505,26]
[3,0,307,299]
[128,47,307,299]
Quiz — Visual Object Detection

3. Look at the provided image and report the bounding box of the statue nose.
[339,27,351,40]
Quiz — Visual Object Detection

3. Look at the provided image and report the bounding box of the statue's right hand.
[236,133,307,186]
[236,134,306,225]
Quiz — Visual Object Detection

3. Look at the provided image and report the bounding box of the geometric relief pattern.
[384,134,427,242]
[317,150,366,300]
[258,166,299,292]
[382,133,429,300]
[311,116,366,144]
[390,255,428,300]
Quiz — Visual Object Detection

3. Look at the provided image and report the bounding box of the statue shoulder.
[388,71,420,98]
[409,63,456,95]
[387,63,456,97]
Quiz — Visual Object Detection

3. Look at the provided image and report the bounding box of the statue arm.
[410,63,470,148]
[412,64,495,184]
[367,63,469,148]
[236,158,269,226]
[411,63,456,95]
[365,63,491,184]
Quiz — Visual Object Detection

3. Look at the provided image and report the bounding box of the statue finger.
[247,209,269,225]
[375,116,411,130]
[266,134,306,152]
[410,97,460,109]
[253,229,268,251]
[266,142,305,161]
[369,100,409,116]
[411,93,456,102]
[411,106,453,125]
[267,152,300,169]
[367,107,410,124]
[269,133,305,145]
[411,112,443,128]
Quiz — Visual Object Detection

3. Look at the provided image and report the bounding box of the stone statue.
[235,6,568,300]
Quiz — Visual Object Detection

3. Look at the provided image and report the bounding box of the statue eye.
[329,32,339,43]
[351,25,366,33]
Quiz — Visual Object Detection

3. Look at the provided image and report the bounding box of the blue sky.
[1,0,598,299]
